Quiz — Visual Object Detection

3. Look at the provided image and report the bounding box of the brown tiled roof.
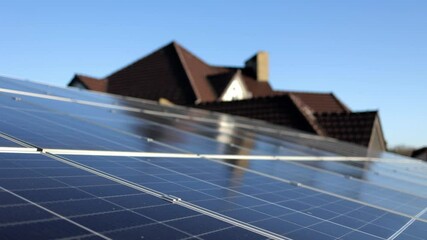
[68,74,107,92]
[276,91,351,113]
[411,147,427,160]
[197,95,379,147]
[314,111,378,147]
[69,41,274,104]
[106,42,197,105]
[241,74,274,97]
[197,94,316,133]
[207,71,237,97]
[174,43,274,101]
[174,43,234,102]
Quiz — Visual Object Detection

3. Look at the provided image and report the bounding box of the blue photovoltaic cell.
[0,92,267,155]
[217,159,427,219]
[0,136,21,147]
[293,160,427,198]
[0,101,179,152]
[0,153,266,239]
[395,220,427,240]
[0,76,121,105]
[62,154,418,240]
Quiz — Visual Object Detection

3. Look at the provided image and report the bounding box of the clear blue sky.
[1,0,426,148]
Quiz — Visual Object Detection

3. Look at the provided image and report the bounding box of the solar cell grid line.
[138,155,426,220]
[165,116,424,189]
[0,76,51,95]
[0,75,234,123]
[165,115,349,157]
[362,161,427,181]
[92,111,426,198]
[293,160,427,197]
[226,122,372,157]
[68,104,427,218]
[0,87,144,115]
[392,219,427,240]
[80,109,324,157]
[255,159,427,204]
[71,111,297,158]
[141,159,424,238]
[0,187,109,240]
[57,155,368,239]
[43,153,285,240]
[314,160,427,187]
[0,90,298,158]
[163,116,334,156]
[41,95,424,174]
[0,153,271,240]
[295,159,425,184]
[0,105,187,153]
[232,159,427,214]
[0,75,144,108]
[0,134,28,148]
[46,149,427,222]
[60,155,417,239]
[0,92,262,156]
[66,111,267,156]
[294,160,427,199]
[0,75,224,123]
[387,207,427,240]
[25,149,425,220]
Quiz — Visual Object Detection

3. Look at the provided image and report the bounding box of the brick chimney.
[244,51,269,82]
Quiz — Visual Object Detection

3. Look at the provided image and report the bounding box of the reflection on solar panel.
[0,75,426,240]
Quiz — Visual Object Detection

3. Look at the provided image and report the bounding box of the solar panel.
[0,75,426,240]
[0,152,268,240]
[54,154,424,239]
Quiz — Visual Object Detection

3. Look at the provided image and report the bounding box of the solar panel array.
[0,75,426,240]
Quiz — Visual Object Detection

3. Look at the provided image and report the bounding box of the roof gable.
[207,71,238,97]
[68,74,107,92]
[174,42,274,102]
[412,147,427,159]
[314,111,378,147]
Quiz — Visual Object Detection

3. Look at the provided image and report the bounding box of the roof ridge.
[173,42,203,103]
[288,93,327,136]
[277,90,334,95]
[75,73,105,80]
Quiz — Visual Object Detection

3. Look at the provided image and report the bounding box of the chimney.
[244,51,269,82]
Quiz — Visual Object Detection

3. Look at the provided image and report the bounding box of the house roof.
[412,147,427,159]
[82,41,274,104]
[241,74,273,97]
[314,111,378,147]
[207,71,237,97]
[197,94,381,148]
[69,74,107,92]
[197,94,318,134]
[276,91,351,113]
[106,42,197,105]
